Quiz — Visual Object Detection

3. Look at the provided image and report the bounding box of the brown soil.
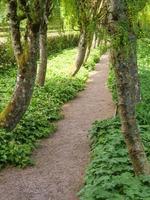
[0,54,115,200]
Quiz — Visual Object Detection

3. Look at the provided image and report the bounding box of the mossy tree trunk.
[108,0,150,175]
[128,34,141,103]
[0,0,43,131]
[36,0,53,86]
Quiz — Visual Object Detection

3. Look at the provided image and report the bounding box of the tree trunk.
[92,32,97,49]
[128,33,141,103]
[84,33,94,64]
[84,44,92,64]
[0,30,39,131]
[108,0,150,175]
[111,49,150,175]
[36,24,48,86]
[96,37,101,47]
[36,0,53,86]
[72,30,87,76]
[0,0,40,131]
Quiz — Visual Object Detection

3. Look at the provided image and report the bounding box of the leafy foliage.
[0,1,7,25]
[79,40,150,200]
[79,118,150,200]
[138,3,150,38]
[0,46,102,168]
[47,33,79,54]
[0,41,16,68]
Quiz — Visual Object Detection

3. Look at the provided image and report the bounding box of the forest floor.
[0,54,114,200]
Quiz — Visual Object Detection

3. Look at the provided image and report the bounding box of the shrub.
[0,32,79,68]
[47,33,79,54]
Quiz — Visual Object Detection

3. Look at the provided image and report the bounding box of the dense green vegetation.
[0,46,103,169]
[0,33,79,68]
[79,40,150,200]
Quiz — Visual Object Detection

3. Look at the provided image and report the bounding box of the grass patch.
[79,40,150,200]
[0,47,103,169]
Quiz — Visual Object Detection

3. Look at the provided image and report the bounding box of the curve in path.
[0,54,115,200]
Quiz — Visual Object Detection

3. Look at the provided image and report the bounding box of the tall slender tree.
[71,0,90,76]
[36,0,53,86]
[84,0,107,64]
[72,0,106,76]
[107,0,150,175]
[0,0,45,130]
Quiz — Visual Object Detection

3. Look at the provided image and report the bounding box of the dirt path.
[0,54,114,200]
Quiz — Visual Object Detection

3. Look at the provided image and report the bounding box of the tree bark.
[36,24,48,86]
[92,32,97,49]
[84,33,93,64]
[84,43,92,64]
[108,0,150,175]
[128,32,141,103]
[36,0,53,86]
[0,0,41,130]
[72,29,87,76]
[96,36,101,47]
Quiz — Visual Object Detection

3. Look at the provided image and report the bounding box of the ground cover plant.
[0,47,102,169]
[79,40,150,200]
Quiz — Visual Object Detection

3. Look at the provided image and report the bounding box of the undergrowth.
[0,47,103,169]
[79,40,150,200]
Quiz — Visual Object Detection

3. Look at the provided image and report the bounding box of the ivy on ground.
[79,40,150,200]
[0,47,103,169]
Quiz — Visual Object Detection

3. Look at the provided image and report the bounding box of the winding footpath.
[0,54,114,200]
